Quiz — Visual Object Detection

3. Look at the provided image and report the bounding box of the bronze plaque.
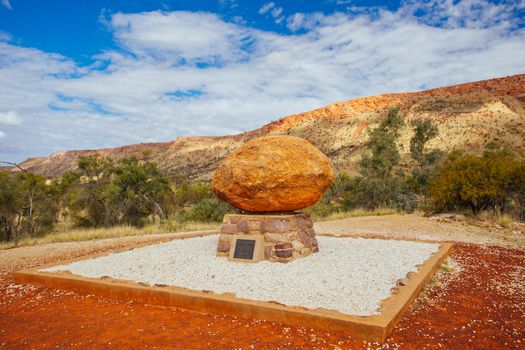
[233,239,256,260]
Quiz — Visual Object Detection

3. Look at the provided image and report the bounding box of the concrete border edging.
[14,235,453,342]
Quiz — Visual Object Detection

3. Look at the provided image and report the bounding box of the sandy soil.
[315,213,525,249]
[0,214,524,349]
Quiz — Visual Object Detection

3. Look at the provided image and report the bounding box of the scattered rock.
[216,239,231,253]
[274,243,292,250]
[260,220,290,233]
[220,224,238,234]
[274,249,293,259]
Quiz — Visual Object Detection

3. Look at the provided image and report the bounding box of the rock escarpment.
[16,74,525,179]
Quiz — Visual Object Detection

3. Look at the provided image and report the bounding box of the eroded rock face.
[16,75,525,180]
[212,135,334,212]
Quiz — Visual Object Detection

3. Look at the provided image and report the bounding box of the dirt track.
[315,213,525,249]
[1,214,524,349]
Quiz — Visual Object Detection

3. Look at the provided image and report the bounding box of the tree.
[481,143,523,215]
[360,108,404,180]
[68,155,116,227]
[428,154,487,214]
[410,119,438,165]
[0,171,22,242]
[67,155,173,227]
[428,144,524,215]
[408,119,444,195]
[342,108,418,212]
[0,164,60,243]
[111,156,172,226]
[17,172,58,235]
[509,160,525,220]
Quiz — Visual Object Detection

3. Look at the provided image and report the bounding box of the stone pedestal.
[216,213,319,263]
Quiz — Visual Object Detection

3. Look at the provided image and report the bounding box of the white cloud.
[271,7,283,18]
[271,7,284,24]
[286,13,305,32]
[0,32,12,41]
[219,0,238,10]
[400,0,525,30]
[260,2,284,24]
[286,12,326,31]
[0,111,23,125]
[0,1,525,162]
[110,11,250,63]
[259,2,274,15]
[0,131,5,139]
[1,0,12,10]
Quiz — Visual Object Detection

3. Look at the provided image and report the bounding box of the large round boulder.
[212,135,334,212]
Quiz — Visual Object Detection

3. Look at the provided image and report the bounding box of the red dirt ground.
[1,242,524,349]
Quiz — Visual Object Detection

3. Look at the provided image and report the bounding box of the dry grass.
[1,208,397,250]
[313,207,397,221]
[496,214,514,228]
[0,221,219,250]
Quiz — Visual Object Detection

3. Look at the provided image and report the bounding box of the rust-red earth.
[0,241,524,349]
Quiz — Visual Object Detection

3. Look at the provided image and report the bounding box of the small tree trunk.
[469,202,478,216]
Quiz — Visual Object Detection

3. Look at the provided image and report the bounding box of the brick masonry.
[216,213,319,263]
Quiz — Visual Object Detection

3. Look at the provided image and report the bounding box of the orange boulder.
[212,135,334,212]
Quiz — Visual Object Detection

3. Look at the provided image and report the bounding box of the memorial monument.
[212,135,334,263]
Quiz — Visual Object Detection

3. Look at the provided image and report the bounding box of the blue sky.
[0,0,524,162]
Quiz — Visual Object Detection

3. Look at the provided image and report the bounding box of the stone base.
[217,213,319,263]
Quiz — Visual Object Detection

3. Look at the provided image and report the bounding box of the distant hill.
[18,73,525,180]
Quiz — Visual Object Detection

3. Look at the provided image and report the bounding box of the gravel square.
[43,235,439,316]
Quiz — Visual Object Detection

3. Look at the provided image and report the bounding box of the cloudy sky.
[0,0,524,162]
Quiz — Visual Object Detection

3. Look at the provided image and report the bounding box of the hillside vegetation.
[2,74,524,247]
[2,107,524,247]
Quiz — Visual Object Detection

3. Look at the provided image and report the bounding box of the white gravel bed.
[42,236,439,316]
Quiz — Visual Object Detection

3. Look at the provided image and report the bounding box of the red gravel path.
[0,243,524,349]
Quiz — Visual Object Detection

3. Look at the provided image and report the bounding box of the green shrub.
[309,202,338,219]
[341,176,418,213]
[392,180,419,213]
[174,181,214,208]
[428,145,525,216]
[184,198,231,223]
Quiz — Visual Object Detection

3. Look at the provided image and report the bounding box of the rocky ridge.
[17,73,525,179]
